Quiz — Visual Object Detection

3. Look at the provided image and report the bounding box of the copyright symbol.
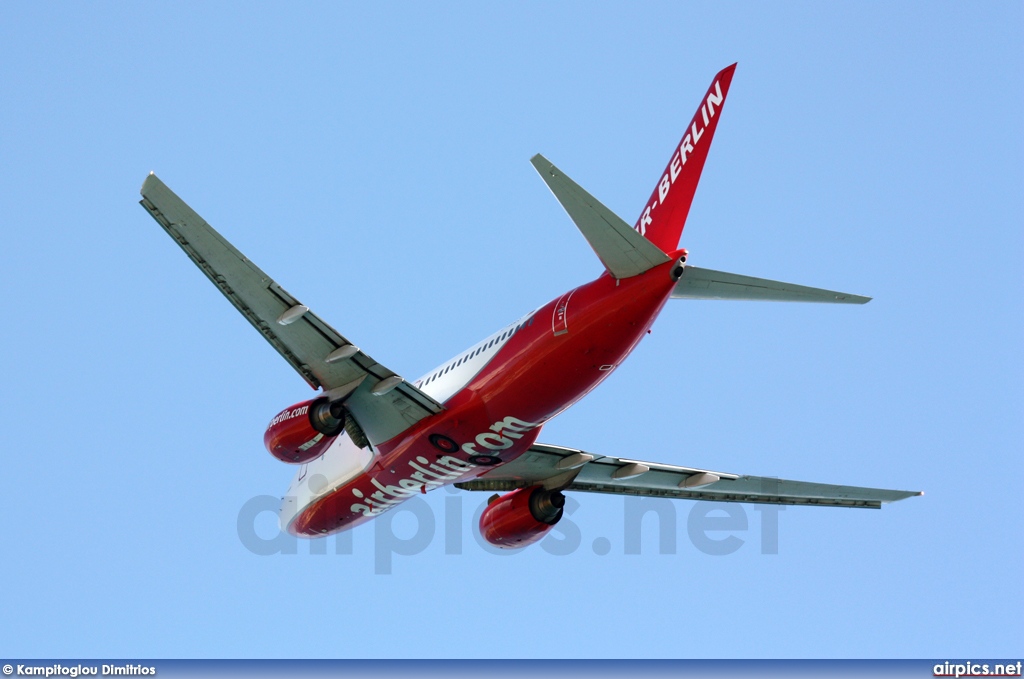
[3,664,13,675]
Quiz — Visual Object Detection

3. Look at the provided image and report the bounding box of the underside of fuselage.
[282,261,681,537]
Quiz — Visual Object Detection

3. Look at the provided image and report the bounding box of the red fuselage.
[287,253,684,536]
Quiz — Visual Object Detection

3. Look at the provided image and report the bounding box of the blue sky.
[1,1,1021,659]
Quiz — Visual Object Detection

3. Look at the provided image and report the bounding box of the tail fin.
[635,63,737,252]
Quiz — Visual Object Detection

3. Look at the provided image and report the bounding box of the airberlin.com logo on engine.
[267,404,309,428]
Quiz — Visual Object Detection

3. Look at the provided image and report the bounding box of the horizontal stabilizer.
[531,154,670,279]
[672,266,871,304]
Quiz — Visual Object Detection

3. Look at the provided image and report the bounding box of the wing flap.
[457,443,920,508]
[139,173,443,446]
[672,266,871,304]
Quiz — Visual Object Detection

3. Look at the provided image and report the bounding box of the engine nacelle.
[263,398,346,464]
[479,486,565,549]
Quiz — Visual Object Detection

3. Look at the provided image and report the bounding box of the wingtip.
[829,294,872,304]
[530,154,560,180]
[140,171,160,195]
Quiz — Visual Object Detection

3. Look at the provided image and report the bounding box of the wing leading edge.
[138,173,443,446]
[457,443,921,509]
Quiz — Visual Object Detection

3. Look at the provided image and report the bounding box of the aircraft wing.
[139,173,443,446]
[456,443,921,508]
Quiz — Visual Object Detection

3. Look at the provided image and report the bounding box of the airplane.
[139,63,920,549]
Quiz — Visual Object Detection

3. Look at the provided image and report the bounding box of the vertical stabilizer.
[634,63,737,252]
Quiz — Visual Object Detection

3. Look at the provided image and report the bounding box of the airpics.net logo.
[934,661,1023,677]
[236,484,784,574]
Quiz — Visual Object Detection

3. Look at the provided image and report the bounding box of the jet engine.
[479,486,565,549]
[263,398,346,464]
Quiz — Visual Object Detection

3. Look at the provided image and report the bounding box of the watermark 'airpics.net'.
[236,486,783,574]
[933,661,1023,677]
